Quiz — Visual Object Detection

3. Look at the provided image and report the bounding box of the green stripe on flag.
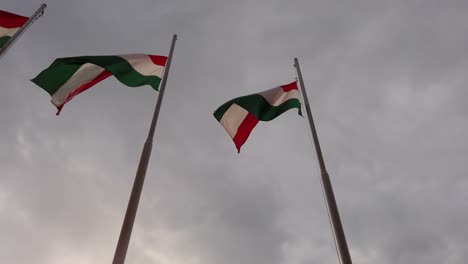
[0,36,11,48]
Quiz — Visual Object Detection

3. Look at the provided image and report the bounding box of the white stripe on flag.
[258,86,299,106]
[120,54,165,78]
[0,26,20,38]
[51,63,106,106]
[220,103,249,138]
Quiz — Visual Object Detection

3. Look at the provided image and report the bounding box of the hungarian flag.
[0,10,28,48]
[214,81,302,152]
[32,54,167,114]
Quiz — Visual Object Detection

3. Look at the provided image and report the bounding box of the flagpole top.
[294,57,299,65]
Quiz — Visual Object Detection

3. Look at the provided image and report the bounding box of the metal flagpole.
[0,3,47,60]
[294,57,353,264]
[112,34,177,264]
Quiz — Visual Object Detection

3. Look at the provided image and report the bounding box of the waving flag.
[214,81,302,152]
[32,54,167,114]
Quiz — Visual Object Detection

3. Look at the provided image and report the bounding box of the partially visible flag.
[214,81,302,152]
[0,10,28,48]
[31,54,168,114]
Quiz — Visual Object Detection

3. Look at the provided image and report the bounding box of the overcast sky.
[1,0,468,263]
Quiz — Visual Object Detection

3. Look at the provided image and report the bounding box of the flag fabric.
[0,10,28,48]
[31,54,167,114]
[214,81,302,152]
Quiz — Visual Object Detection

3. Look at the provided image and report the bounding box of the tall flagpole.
[112,34,177,264]
[0,3,47,60]
[294,57,353,264]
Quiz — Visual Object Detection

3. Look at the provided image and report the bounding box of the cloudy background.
[1,0,468,263]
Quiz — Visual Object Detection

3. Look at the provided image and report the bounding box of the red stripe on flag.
[55,70,112,115]
[0,10,28,28]
[233,113,259,153]
[281,81,298,92]
[148,55,168,67]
